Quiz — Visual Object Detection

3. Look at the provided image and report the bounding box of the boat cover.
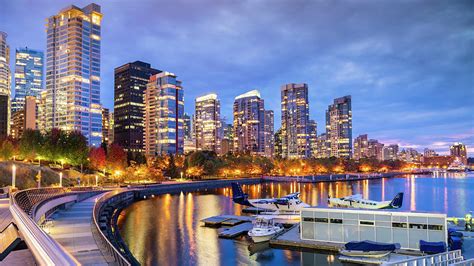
[419,240,447,254]
[344,240,401,251]
[449,236,463,250]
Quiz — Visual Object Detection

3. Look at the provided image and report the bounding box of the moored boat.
[339,240,400,258]
[248,217,283,243]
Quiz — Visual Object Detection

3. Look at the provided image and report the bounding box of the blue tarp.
[344,241,401,251]
[420,240,447,254]
[449,236,463,250]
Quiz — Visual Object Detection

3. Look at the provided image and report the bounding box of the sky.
[1,0,473,155]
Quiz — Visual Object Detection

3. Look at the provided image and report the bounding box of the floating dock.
[201,215,253,227]
[218,222,253,238]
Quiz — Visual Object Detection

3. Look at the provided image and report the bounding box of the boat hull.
[339,250,391,258]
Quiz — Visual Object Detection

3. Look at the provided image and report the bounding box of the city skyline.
[1,0,473,155]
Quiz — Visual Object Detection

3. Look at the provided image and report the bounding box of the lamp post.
[180,171,183,180]
[12,164,16,189]
[59,172,63,187]
[95,175,98,187]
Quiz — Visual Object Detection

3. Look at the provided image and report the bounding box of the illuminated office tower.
[36,90,47,133]
[308,120,317,158]
[281,83,311,158]
[264,110,274,157]
[11,96,37,139]
[353,134,369,160]
[194,93,221,153]
[326,95,352,158]
[102,107,113,145]
[144,72,184,156]
[114,61,161,152]
[45,4,103,146]
[315,133,330,158]
[233,90,265,155]
[450,142,467,165]
[183,113,192,139]
[12,47,44,113]
[0,31,11,136]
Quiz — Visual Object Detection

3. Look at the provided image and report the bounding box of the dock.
[218,222,253,238]
[201,215,253,227]
[270,224,344,251]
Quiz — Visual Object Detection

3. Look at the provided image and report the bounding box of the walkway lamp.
[95,175,98,187]
[59,172,63,187]
[12,164,16,188]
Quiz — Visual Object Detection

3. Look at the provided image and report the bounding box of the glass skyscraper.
[194,93,221,153]
[144,72,184,156]
[281,83,311,158]
[45,4,103,146]
[0,31,11,136]
[233,90,265,155]
[12,47,44,113]
[326,95,352,158]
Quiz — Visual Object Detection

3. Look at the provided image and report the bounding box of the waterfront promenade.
[47,193,108,265]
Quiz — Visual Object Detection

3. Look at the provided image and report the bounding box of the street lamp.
[95,175,98,187]
[180,171,183,179]
[12,164,16,188]
[59,172,63,187]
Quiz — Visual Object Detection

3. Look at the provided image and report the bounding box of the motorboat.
[248,217,283,243]
[231,182,310,213]
[339,240,400,258]
[328,192,403,210]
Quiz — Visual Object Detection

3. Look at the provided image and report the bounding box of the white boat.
[248,217,283,243]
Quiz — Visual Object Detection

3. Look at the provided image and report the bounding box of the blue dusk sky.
[1,0,473,155]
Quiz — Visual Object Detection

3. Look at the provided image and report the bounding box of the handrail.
[92,190,132,266]
[387,249,464,265]
[10,189,80,265]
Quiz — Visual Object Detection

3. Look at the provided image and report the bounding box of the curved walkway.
[47,194,108,265]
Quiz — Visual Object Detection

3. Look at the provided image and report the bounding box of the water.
[118,173,474,265]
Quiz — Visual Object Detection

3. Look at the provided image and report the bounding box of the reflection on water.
[118,173,474,266]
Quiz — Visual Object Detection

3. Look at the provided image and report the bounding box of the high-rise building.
[308,120,317,158]
[383,144,399,161]
[315,133,330,158]
[450,142,467,165]
[399,148,421,163]
[368,139,384,161]
[101,107,113,145]
[274,128,283,158]
[11,96,37,139]
[183,113,192,140]
[12,47,44,113]
[353,134,369,160]
[326,95,352,158]
[0,31,11,136]
[233,90,265,155]
[194,93,221,153]
[144,72,184,156]
[423,148,437,158]
[45,4,103,146]
[264,110,274,157]
[114,61,161,152]
[281,83,311,158]
[221,123,233,155]
[36,90,47,133]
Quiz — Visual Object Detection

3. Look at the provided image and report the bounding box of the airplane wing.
[282,192,300,199]
[344,194,363,200]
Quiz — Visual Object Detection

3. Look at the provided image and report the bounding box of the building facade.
[194,93,221,153]
[281,83,311,158]
[101,107,114,145]
[183,113,192,140]
[368,139,384,161]
[450,142,467,165]
[221,123,233,155]
[114,61,161,152]
[11,96,37,139]
[233,90,265,155]
[326,96,352,158]
[12,47,44,113]
[45,4,103,146]
[0,32,11,136]
[144,72,184,156]
[274,128,283,158]
[315,133,330,158]
[353,134,369,161]
[308,120,317,158]
[383,144,399,161]
[264,110,274,158]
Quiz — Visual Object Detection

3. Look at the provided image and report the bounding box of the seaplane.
[328,192,404,210]
[231,183,310,212]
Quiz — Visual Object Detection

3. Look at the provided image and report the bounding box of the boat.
[248,217,283,243]
[419,240,447,254]
[231,182,310,213]
[328,192,403,210]
[339,240,400,258]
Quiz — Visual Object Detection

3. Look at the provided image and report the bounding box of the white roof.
[235,90,261,100]
[196,93,217,102]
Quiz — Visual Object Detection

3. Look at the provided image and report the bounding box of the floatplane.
[328,192,404,209]
[231,183,310,212]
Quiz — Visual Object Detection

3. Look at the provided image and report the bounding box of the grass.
[0,161,73,189]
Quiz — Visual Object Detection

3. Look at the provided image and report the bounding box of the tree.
[19,129,43,160]
[89,147,106,171]
[0,138,14,160]
[64,131,89,166]
[107,143,127,171]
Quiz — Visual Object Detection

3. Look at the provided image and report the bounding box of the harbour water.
[118,173,474,265]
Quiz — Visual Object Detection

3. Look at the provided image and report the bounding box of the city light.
[11,163,16,188]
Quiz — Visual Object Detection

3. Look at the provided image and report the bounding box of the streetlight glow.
[12,164,16,188]
[59,172,63,187]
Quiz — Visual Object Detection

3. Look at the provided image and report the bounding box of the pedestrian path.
[48,194,108,266]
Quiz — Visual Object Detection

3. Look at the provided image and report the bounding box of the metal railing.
[387,249,464,266]
[92,189,134,266]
